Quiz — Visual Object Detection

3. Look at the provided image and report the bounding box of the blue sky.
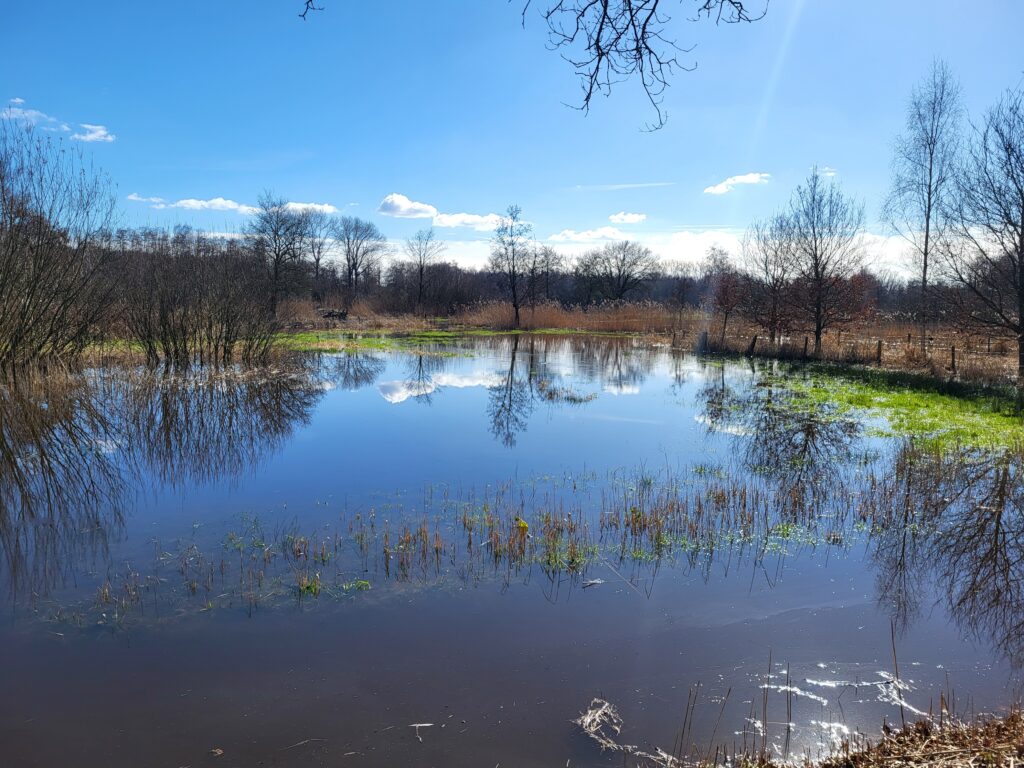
[3,0,1023,271]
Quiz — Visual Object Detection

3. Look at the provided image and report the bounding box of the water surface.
[1,335,1020,767]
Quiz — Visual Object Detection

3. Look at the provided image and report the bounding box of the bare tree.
[299,2,766,129]
[535,244,565,301]
[702,245,744,345]
[786,168,865,356]
[528,0,764,128]
[334,216,387,303]
[0,123,117,369]
[490,205,533,327]
[404,228,446,314]
[941,89,1024,385]
[575,240,659,302]
[244,192,309,317]
[883,60,962,354]
[304,209,334,303]
[741,212,794,345]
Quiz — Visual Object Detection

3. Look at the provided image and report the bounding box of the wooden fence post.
[746,335,758,357]
[876,339,883,365]
[698,330,709,353]
[950,345,957,373]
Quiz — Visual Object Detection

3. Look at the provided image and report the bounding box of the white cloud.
[284,201,339,214]
[3,102,112,141]
[127,192,167,205]
[609,211,647,224]
[819,166,838,177]
[127,193,340,217]
[548,226,626,243]
[377,193,437,219]
[167,197,257,214]
[703,172,771,195]
[2,106,64,128]
[644,229,744,266]
[377,192,501,232]
[71,123,115,143]
[433,212,501,232]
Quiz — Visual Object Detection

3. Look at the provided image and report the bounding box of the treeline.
[1,62,1022,379]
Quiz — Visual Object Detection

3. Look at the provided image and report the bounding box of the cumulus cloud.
[127,193,338,216]
[609,211,647,225]
[71,123,115,142]
[169,197,257,214]
[703,172,771,195]
[9,97,25,105]
[819,166,838,177]
[433,212,501,232]
[377,192,502,232]
[377,193,437,219]
[127,192,167,205]
[284,201,339,214]
[548,226,626,243]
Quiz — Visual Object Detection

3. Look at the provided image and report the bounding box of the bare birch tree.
[490,205,532,327]
[883,60,962,353]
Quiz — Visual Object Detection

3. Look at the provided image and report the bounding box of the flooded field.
[1,334,1021,767]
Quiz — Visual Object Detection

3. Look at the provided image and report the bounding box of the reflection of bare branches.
[0,364,328,602]
[0,372,126,600]
[402,352,451,405]
[696,366,860,516]
[326,352,386,390]
[488,336,535,447]
[124,368,321,488]
[870,444,1024,667]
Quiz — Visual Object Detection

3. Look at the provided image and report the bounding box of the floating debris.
[575,698,681,767]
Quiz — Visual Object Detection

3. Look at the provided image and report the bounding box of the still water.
[0,335,1019,767]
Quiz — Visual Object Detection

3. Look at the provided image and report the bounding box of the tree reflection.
[696,364,861,516]
[0,363,330,601]
[325,351,386,390]
[870,443,1024,667]
[124,367,323,488]
[0,372,126,599]
[488,336,535,447]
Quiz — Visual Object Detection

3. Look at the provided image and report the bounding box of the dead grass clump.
[454,301,688,333]
[817,713,1024,768]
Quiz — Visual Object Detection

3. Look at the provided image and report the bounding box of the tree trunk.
[1018,332,1024,389]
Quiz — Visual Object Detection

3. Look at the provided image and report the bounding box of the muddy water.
[0,335,1020,767]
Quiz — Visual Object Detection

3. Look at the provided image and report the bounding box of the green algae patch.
[778,366,1024,449]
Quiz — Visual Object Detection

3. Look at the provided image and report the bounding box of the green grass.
[779,365,1024,449]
